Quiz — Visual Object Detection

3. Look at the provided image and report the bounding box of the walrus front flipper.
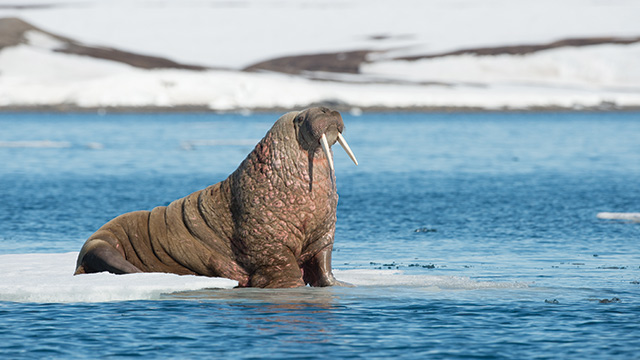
[74,239,142,275]
[303,246,353,287]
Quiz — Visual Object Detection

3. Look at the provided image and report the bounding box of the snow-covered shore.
[1,0,639,111]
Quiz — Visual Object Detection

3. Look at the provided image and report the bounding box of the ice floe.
[0,253,526,303]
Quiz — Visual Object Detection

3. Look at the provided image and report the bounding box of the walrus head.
[293,107,358,171]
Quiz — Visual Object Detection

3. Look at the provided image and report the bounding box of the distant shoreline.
[1,104,639,114]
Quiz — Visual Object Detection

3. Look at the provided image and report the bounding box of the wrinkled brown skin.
[74,107,350,288]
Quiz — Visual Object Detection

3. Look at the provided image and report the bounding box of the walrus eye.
[320,133,358,172]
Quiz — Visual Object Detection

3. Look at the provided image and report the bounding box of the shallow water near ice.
[1,111,639,359]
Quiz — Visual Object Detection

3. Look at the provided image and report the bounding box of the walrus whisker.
[320,133,334,172]
[337,133,358,166]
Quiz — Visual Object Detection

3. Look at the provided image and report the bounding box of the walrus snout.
[295,107,343,145]
[295,107,358,171]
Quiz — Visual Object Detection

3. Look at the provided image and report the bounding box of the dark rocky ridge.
[244,36,640,75]
[4,16,640,77]
[0,17,208,70]
[397,36,640,61]
[243,50,373,74]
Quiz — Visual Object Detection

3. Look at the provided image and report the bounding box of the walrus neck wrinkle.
[231,111,313,193]
[228,112,337,271]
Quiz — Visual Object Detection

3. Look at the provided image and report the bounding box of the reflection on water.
[166,287,340,343]
[168,286,335,303]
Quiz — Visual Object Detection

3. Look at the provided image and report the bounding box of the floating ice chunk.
[349,107,363,116]
[85,142,104,150]
[0,140,72,148]
[334,269,527,290]
[597,212,640,222]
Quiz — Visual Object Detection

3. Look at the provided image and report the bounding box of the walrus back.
[77,181,247,280]
[81,209,195,275]
[146,186,237,277]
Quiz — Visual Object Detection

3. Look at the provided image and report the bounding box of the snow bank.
[2,42,639,110]
[362,44,640,90]
[0,253,526,303]
[0,0,639,110]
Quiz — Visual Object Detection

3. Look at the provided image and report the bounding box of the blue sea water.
[1,111,640,359]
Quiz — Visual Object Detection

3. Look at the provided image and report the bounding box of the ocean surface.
[1,111,639,359]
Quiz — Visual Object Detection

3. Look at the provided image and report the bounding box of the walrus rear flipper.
[74,239,142,275]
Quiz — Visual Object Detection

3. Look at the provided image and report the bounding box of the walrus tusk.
[337,133,358,166]
[320,133,334,171]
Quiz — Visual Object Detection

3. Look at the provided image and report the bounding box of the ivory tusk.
[320,133,334,171]
[337,133,358,166]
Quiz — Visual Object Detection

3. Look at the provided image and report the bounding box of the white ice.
[334,269,528,290]
[597,212,640,222]
[0,253,237,303]
[0,253,526,303]
[0,140,72,148]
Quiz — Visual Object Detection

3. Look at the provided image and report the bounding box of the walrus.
[74,107,358,288]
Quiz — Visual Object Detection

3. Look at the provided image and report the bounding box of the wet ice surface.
[1,112,640,359]
[0,253,527,303]
[0,253,237,303]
